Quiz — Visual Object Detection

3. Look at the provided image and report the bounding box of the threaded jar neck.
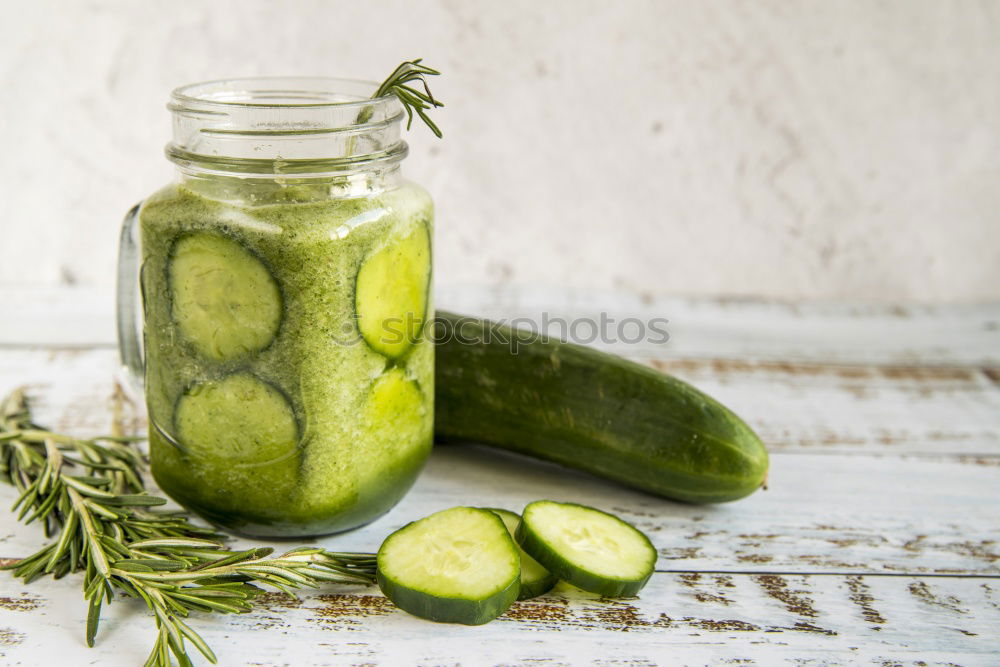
[166,77,408,181]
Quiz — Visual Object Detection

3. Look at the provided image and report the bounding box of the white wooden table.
[1,286,998,666]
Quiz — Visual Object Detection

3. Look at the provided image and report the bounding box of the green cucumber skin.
[434,312,769,504]
[483,508,559,600]
[517,571,558,600]
[376,569,518,625]
[516,501,655,598]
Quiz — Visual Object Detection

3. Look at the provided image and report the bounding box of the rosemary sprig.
[365,58,444,137]
[1,387,376,666]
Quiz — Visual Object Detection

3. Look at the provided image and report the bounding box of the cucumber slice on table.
[175,372,299,469]
[169,233,282,361]
[486,508,558,600]
[517,501,656,597]
[377,507,519,625]
[355,223,431,358]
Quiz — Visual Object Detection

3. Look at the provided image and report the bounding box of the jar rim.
[170,76,396,111]
[166,77,407,175]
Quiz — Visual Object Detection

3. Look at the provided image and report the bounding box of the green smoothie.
[139,178,434,536]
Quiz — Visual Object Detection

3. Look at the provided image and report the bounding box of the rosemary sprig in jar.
[346,58,444,159]
[370,58,444,137]
[0,387,376,667]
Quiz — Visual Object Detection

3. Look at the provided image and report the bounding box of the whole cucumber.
[434,311,768,503]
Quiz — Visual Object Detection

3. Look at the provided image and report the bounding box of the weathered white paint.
[656,358,1000,457]
[0,289,998,664]
[2,572,998,665]
[441,285,1000,366]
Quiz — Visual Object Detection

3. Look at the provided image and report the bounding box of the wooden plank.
[3,285,999,366]
[3,347,998,461]
[0,349,134,437]
[1,571,997,665]
[651,357,1000,456]
[440,285,1000,366]
[0,286,116,348]
[287,445,999,577]
[3,443,998,577]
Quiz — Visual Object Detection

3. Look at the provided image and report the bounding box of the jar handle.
[115,203,145,396]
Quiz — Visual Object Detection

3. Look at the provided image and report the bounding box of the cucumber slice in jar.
[377,507,520,625]
[365,367,426,447]
[487,508,558,600]
[355,222,431,359]
[169,233,282,361]
[174,373,299,494]
[517,501,657,597]
[354,367,431,499]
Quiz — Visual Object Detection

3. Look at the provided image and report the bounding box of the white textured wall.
[1,0,998,302]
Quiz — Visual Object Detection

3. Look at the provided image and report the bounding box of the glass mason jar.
[117,78,434,537]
